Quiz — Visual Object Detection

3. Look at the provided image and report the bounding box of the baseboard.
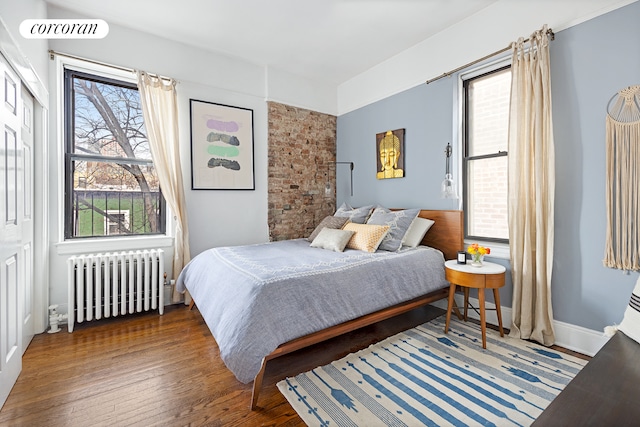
[552,318,609,357]
[431,296,609,357]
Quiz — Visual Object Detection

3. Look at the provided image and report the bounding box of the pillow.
[366,207,420,251]
[615,276,640,344]
[334,202,374,224]
[402,217,436,248]
[343,223,390,253]
[310,228,355,252]
[307,215,350,242]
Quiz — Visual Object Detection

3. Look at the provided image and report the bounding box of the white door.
[0,54,32,408]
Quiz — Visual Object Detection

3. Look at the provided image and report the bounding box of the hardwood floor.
[0,304,447,426]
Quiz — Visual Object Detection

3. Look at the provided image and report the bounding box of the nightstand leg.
[479,288,486,349]
[463,287,470,321]
[493,288,504,337]
[444,283,457,334]
[452,300,463,320]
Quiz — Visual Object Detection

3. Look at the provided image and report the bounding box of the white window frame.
[53,55,173,256]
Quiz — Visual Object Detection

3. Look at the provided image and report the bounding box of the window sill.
[464,239,510,260]
[55,235,173,256]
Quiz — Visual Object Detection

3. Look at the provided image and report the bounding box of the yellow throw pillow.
[343,223,390,252]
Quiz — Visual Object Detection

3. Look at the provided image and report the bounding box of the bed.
[176,209,463,409]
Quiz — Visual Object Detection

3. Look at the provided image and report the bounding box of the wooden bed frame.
[190,209,464,410]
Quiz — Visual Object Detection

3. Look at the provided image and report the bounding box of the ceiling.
[45,0,500,85]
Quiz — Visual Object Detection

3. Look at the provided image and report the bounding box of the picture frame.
[189,99,255,190]
[376,128,405,179]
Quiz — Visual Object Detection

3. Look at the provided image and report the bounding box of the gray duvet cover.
[176,238,447,383]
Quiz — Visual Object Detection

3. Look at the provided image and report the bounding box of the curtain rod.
[48,49,175,82]
[425,27,554,85]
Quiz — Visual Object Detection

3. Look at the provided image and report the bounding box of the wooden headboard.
[417,209,463,261]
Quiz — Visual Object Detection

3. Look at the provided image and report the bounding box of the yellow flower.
[467,243,491,256]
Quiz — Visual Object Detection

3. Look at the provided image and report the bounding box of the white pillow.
[402,217,435,248]
[310,228,355,252]
[616,275,640,344]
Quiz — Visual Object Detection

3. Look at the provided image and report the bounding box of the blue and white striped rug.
[277,316,587,426]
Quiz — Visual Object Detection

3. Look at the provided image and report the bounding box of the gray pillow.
[366,207,420,251]
[310,228,355,252]
[334,202,374,224]
[307,215,350,242]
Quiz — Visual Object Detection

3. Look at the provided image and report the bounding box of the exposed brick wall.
[267,102,337,241]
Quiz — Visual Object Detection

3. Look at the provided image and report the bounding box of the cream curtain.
[508,25,555,346]
[137,71,191,303]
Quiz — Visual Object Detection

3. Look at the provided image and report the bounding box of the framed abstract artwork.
[189,99,255,190]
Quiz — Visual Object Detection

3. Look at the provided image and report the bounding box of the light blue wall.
[337,77,455,209]
[551,1,640,330]
[336,1,640,332]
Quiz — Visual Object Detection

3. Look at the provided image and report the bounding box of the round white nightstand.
[444,259,506,349]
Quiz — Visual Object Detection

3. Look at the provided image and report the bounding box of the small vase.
[471,254,484,267]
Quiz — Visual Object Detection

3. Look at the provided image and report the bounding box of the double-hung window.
[64,69,165,239]
[463,66,511,243]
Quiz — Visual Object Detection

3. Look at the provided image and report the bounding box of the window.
[463,66,510,242]
[104,210,130,235]
[64,69,165,239]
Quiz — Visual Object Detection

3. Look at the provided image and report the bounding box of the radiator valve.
[48,305,68,334]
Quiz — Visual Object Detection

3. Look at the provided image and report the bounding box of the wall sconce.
[334,161,354,196]
[441,143,457,199]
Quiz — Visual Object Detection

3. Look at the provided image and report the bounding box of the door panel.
[21,87,34,351]
[0,55,24,409]
[4,126,17,226]
[3,255,19,360]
